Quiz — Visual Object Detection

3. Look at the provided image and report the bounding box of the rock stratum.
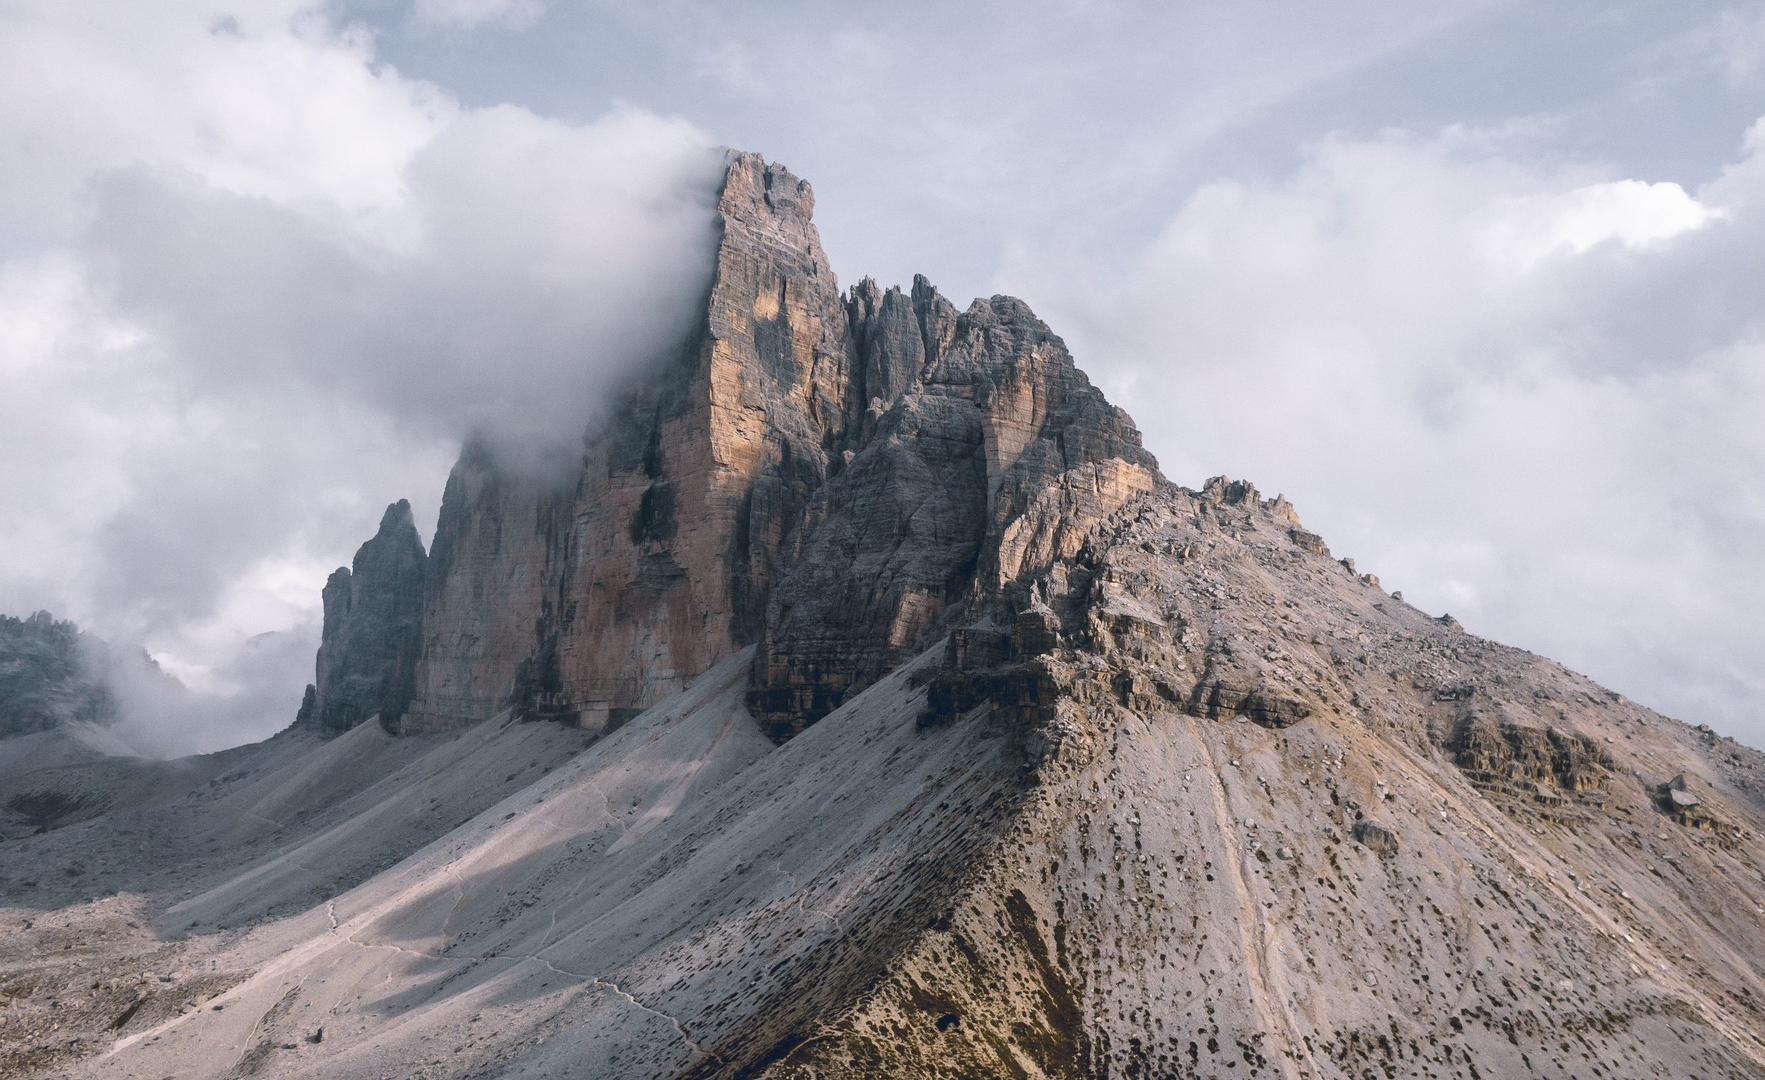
[4,152,1765,1080]
[309,152,1153,741]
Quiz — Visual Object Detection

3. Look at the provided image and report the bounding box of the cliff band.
[314,152,1154,742]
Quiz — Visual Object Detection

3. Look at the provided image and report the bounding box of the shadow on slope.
[0,708,597,922]
[80,644,1042,1079]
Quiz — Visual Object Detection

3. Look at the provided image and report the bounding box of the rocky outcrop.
[396,153,854,735]
[1,612,181,743]
[1449,712,1612,799]
[303,500,426,732]
[0,612,116,737]
[385,151,1157,739]
[1352,818,1400,856]
[748,284,1158,738]
[1657,772,1742,845]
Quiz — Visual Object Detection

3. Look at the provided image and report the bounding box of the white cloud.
[692,42,769,95]
[1482,179,1720,269]
[0,0,721,755]
[0,1,453,249]
[1005,124,1765,738]
[90,103,722,457]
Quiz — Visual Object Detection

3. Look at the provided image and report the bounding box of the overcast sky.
[3,0,1763,754]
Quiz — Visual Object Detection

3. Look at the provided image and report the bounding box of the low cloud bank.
[0,1,722,756]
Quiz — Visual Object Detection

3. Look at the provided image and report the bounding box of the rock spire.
[300,499,426,732]
[313,151,1159,741]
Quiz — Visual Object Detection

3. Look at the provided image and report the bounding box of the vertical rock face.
[398,153,854,734]
[305,499,427,732]
[748,280,1158,738]
[355,150,1156,740]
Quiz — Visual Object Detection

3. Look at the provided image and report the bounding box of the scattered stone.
[1352,820,1400,857]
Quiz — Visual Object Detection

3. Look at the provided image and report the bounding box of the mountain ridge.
[313,150,1160,745]
[3,150,1764,1080]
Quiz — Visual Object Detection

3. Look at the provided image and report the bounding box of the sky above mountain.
[3,0,1762,753]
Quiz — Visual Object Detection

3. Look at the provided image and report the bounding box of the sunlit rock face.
[392,153,851,735]
[372,151,1156,740]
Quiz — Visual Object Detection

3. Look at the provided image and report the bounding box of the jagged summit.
[296,497,425,733]
[314,151,1158,741]
[0,612,119,738]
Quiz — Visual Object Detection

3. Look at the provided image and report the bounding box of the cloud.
[89,103,722,460]
[0,0,721,756]
[1482,179,1720,269]
[411,0,550,31]
[1711,5,1765,85]
[1004,123,1765,739]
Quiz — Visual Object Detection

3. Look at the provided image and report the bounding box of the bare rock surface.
[380,150,1156,743]
[300,500,427,732]
[749,278,1157,739]
[399,153,854,736]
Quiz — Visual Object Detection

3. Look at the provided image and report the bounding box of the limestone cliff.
[0,612,117,738]
[301,500,426,732]
[749,281,1157,738]
[398,152,851,733]
[386,151,1157,739]
[0,611,183,744]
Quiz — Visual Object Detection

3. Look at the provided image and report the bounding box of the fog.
[0,2,722,755]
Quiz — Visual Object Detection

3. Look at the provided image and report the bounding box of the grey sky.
[352,1,1765,298]
[3,0,1762,753]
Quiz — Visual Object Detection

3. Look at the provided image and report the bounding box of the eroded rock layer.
[364,151,1156,740]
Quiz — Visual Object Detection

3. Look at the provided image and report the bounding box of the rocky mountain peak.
[299,498,425,732]
[15,150,1765,1080]
[313,151,1160,742]
[0,611,118,737]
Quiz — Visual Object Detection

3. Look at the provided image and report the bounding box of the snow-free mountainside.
[4,153,1765,1080]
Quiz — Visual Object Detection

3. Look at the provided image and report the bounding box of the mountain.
[304,153,1154,743]
[3,151,1765,1080]
[0,612,196,837]
[1,612,121,739]
[294,499,426,734]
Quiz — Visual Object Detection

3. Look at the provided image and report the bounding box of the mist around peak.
[0,5,728,755]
